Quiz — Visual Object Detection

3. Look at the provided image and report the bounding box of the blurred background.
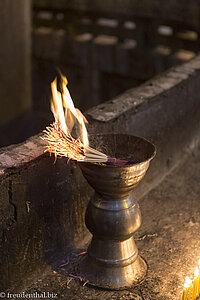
[0,0,200,147]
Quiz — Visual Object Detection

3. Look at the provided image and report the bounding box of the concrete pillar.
[0,0,31,127]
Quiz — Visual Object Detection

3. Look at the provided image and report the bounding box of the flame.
[50,74,89,146]
[184,276,192,289]
[195,266,199,277]
[42,73,110,163]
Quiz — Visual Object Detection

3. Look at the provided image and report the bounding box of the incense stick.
[42,123,129,165]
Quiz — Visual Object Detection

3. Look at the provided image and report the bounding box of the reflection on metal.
[78,134,156,289]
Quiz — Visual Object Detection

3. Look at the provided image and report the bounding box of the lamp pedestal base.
[78,239,147,289]
[78,134,155,290]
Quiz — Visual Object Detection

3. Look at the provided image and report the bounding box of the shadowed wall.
[0,0,31,146]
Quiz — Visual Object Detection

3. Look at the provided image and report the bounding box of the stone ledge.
[0,134,45,176]
[87,55,200,122]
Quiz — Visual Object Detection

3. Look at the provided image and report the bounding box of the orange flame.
[42,74,109,163]
[184,276,192,289]
[195,266,199,277]
[51,74,89,147]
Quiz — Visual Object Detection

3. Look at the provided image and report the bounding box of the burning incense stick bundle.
[42,73,128,165]
[42,122,107,163]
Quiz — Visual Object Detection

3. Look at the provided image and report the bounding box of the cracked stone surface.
[20,145,200,299]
